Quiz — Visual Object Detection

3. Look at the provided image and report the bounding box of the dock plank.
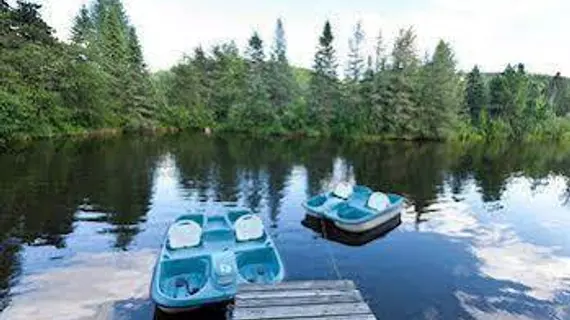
[233,302,372,320]
[236,291,363,307]
[237,288,361,300]
[238,280,354,292]
[256,316,377,320]
[233,280,376,320]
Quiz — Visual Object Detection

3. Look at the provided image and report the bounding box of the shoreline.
[2,126,569,152]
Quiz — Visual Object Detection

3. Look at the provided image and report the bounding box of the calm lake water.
[1,133,570,320]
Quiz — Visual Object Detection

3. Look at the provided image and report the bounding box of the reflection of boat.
[302,213,401,246]
[303,183,405,233]
[150,209,284,313]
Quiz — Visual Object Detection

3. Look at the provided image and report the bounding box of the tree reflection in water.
[1,134,570,318]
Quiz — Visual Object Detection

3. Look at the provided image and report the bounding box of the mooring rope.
[319,217,343,280]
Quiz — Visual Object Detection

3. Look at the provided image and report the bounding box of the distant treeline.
[2,0,570,143]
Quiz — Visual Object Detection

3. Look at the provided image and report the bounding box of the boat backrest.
[168,220,202,249]
[235,214,264,242]
[367,192,390,211]
[332,182,353,199]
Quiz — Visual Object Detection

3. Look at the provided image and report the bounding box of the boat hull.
[334,207,401,233]
[302,213,401,246]
[156,304,199,314]
[155,299,230,314]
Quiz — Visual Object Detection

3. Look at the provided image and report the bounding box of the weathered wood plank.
[238,280,355,292]
[233,302,372,320]
[253,316,376,320]
[235,292,363,307]
[237,289,361,300]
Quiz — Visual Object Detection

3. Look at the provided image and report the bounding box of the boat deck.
[232,280,377,320]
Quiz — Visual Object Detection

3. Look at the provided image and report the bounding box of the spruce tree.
[70,4,93,46]
[548,72,570,116]
[385,27,420,136]
[342,21,366,134]
[127,26,144,70]
[418,40,460,138]
[229,32,273,130]
[465,65,487,124]
[10,1,54,45]
[272,18,287,63]
[210,42,247,123]
[359,56,375,133]
[374,30,387,73]
[345,21,365,82]
[268,18,295,111]
[308,21,339,130]
[99,1,129,64]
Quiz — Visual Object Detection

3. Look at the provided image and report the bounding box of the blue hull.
[150,208,285,311]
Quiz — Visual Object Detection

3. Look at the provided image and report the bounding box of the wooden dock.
[232,280,377,320]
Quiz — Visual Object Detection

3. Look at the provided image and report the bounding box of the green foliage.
[267,19,297,115]
[308,21,340,131]
[0,0,167,142]
[417,40,461,139]
[465,65,487,124]
[384,28,420,137]
[345,21,365,82]
[70,4,92,46]
[229,32,276,131]
[2,5,570,143]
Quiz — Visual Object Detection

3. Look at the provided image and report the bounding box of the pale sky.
[32,0,570,75]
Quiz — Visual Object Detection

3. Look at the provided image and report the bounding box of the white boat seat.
[367,192,390,211]
[168,220,202,249]
[235,214,264,242]
[332,182,353,199]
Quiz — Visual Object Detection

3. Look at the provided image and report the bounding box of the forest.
[2,0,570,144]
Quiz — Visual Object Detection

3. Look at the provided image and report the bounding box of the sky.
[32,0,570,75]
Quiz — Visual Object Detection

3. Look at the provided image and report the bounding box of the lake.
[0,133,569,320]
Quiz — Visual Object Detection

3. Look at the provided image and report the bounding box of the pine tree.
[99,1,129,64]
[488,73,504,118]
[345,21,365,82]
[229,32,274,130]
[547,72,570,116]
[359,56,375,133]
[339,21,367,133]
[267,18,295,111]
[308,21,339,130]
[368,29,390,134]
[418,40,461,138]
[392,27,418,71]
[70,4,92,46]
[10,1,54,45]
[385,27,420,136]
[272,18,287,64]
[374,30,387,73]
[127,26,144,70]
[210,42,247,122]
[465,65,487,124]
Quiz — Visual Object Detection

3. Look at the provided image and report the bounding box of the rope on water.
[319,217,343,280]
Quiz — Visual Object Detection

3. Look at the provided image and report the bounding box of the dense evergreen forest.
[2,0,570,145]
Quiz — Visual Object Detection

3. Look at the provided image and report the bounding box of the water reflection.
[0,134,569,319]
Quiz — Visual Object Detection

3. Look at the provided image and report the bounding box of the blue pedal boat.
[303,183,405,233]
[302,183,373,217]
[150,208,285,313]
